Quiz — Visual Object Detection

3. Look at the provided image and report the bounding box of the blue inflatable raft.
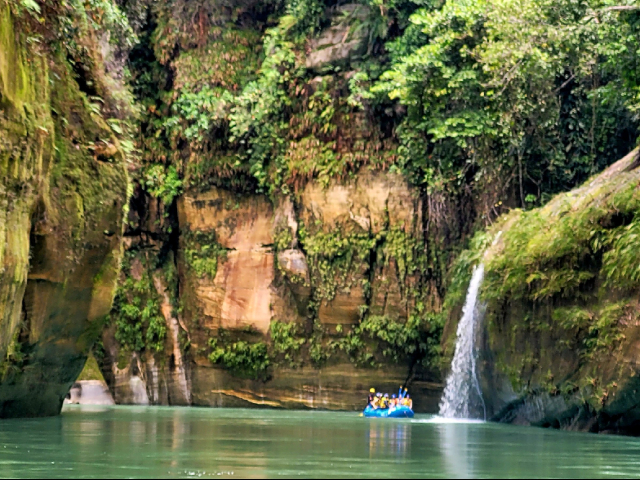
[363,405,414,418]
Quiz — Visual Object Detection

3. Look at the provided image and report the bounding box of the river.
[1,406,639,478]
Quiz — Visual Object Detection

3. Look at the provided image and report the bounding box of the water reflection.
[367,421,411,459]
[2,407,640,478]
[437,422,475,479]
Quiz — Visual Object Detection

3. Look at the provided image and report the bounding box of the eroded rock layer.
[102,167,442,411]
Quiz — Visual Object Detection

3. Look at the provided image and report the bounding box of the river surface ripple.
[1,406,640,478]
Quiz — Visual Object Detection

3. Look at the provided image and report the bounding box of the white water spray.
[439,264,487,419]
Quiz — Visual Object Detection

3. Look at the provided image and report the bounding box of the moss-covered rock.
[445,149,640,433]
[0,3,129,418]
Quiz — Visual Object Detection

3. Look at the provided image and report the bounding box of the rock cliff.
[0,3,129,417]
[3,0,638,425]
[445,150,640,433]
[91,0,445,412]
[101,167,442,411]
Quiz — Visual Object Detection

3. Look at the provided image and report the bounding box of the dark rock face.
[305,5,370,71]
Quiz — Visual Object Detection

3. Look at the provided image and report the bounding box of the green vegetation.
[484,177,640,304]
[332,313,443,368]
[183,230,227,280]
[302,229,376,302]
[0,331,25,382]
[208,331,270,380]
[111,252,167,355]
[13,0,639,396]
[442,153,640,408]
[274,227,294,252]
[121,0,640,387]
[0,0,133,416]
[142,165,183,207]
[77,354,107,382]
[269,321,306,368]
[374,0,639,206]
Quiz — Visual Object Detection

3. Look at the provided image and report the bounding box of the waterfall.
[439,264,487,419]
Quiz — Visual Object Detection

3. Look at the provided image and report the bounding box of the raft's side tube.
[363,406,414,418]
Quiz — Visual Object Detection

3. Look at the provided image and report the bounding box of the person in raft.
[368,388,376,407]
[367,388,411,409]
[368,391,382,408]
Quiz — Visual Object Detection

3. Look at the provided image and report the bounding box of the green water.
[1,406,640,478]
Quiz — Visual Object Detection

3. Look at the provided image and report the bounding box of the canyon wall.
[93,1,446,413]
[3,0,638,423]
[101,169,442,411]
[0,4,129,417]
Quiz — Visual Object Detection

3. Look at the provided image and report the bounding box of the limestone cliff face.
[101,169,442,411]
[95,0,443,412]
[445,150,640,433]
[0,5,128,417]
[179,188,277,334]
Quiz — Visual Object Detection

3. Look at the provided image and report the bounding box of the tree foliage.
[375,0,639,216]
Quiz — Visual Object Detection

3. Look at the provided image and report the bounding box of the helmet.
[370,388,375,393]
[377,393,382,397]
[392,394,397,399]
[406,394,410,398]
[384,394,389,398]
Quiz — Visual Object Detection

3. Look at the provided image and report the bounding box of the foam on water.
[415,417,485,425]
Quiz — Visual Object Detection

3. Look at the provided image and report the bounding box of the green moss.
[449,154,640,405]
[0,5,32,114]
[0,329,25,382]
[208,334,270,381]
[601,219,640,290]
[381,227,422,283]
[76,354,106,382]
[484,176,640,304]
[183,230,227,280]
[111,252,166,354]
[274,227,294,251]
[302,228,375,302]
